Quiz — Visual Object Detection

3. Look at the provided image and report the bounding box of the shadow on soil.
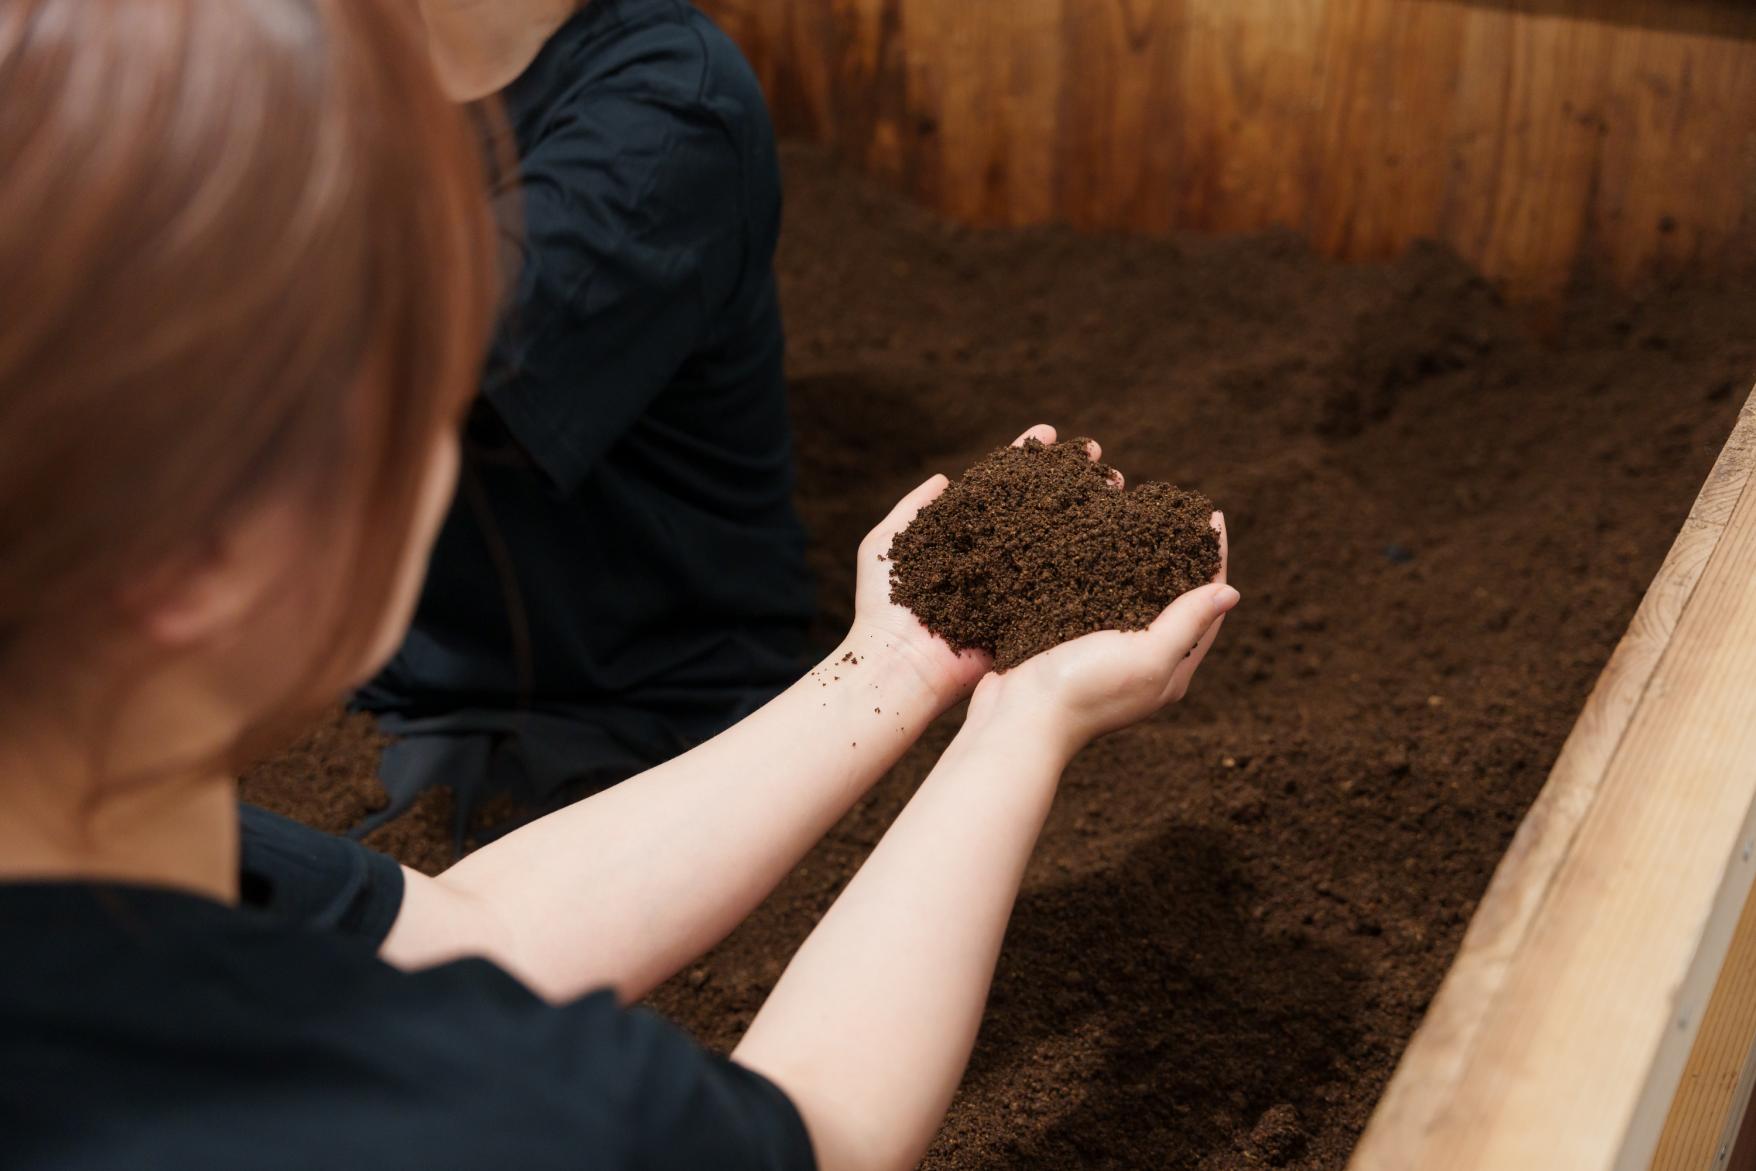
[957,822,1366,1169]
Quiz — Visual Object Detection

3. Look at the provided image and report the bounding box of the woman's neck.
[0,727,239,902]
[419,0,581,102]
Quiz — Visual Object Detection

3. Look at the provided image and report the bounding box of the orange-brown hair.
[0,0,499,744]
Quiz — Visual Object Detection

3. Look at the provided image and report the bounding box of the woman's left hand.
[849,424,1092,711]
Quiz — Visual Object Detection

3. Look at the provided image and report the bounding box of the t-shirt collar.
[502,0,626,135]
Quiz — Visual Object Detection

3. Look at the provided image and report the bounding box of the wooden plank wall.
[701,0,1756,299]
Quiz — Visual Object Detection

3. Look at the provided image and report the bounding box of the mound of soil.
[242,145,1756,1169]
[888,438,1220,669]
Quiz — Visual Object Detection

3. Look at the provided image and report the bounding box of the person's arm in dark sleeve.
[238,803,404,945]
[440,973,815,1171]
[484,90,751,494]
[604,1003,814,1171]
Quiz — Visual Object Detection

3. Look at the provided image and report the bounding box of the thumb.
[872,473,949,540]
[1146,582,1241,660]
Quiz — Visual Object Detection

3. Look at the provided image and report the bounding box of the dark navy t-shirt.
[0,807,814,1170]
[360,0,813,806]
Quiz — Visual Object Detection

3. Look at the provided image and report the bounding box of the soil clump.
[889,438,1220,669]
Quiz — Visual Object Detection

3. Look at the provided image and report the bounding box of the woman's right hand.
[964,512,1235,758]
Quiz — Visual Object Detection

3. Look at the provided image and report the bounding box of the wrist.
[962,669,1089,765]
[958,685,1082,772]
[843,618,967,718]
[931,710,1078,814]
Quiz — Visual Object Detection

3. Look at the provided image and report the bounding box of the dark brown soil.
[239,711,450,875]
[242,144,1756,1169]
[889,438,1220,669]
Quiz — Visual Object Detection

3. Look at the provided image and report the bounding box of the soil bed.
[243,145,1756,1169]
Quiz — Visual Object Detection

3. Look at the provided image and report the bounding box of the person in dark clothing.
[352,0,814,840]
[0,2,1236,1169]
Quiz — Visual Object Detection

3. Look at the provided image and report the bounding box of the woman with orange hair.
[0,3,1234,1169]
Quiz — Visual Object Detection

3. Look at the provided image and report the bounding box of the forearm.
[383,625,952,1002]
[731,712,1072,1171]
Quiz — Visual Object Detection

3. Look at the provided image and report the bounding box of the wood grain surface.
[701,0,1756,299]
[1651,878,1756,1171]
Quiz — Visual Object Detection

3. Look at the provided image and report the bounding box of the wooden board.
[1651,877,1756,1170]
[1349,386,1756,1169]
[700,0,1756,299]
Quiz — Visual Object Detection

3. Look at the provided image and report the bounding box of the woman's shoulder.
[0,883,813,1170]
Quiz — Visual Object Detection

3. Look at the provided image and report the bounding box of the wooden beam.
[1651,876,1756,1170]
[1351,386,1756,1169]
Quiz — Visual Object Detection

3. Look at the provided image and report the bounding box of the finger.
[865,473,948,551]
[1165,513,1233,692]
[1011,424,1056,447]
[1166,605,1227,697]
[1145,581,1240,662]
[885,473,949,529]
[1077,437,1123,487]
[1213,511,1229,584]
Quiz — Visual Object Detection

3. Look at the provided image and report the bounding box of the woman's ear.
[128,552,251,649]
[118,502,307,649]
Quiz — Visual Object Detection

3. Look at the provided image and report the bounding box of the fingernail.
[1213,585,1241,612]
[1212,510,1226,529]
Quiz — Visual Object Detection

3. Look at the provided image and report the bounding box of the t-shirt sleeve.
[485,89,751,494]
[594,1002,815,1171]
[237,803,405,946]
[406,965,816,1170]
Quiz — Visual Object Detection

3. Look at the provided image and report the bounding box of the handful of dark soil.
[888,439,1220,670]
